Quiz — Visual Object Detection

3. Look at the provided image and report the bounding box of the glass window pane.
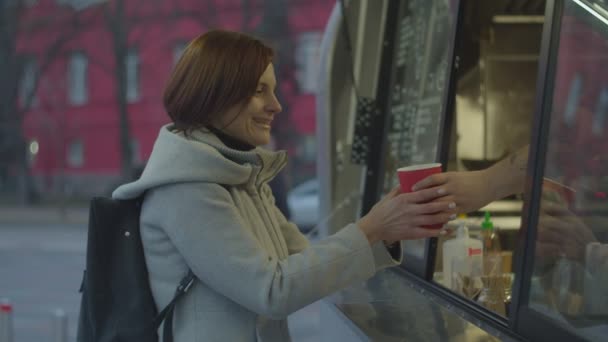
[130,138,141,164]
[173,41,188,66]
[526,1,608,340]
[19,56,38,107]
[431,2,545,319]
[126,49,139,103]
[67,140,84,167]
[383,0,457,264]
[57,0,104,10]
[68,52,88,106]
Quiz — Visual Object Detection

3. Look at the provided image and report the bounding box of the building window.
[126,49,140,103]
[68,52,88,106]
[130,139,141,164]
[295,32,322,94]
[67,140,84,167]
[19,57,38,107]
[56,0,104,10]
[173,41,188,66]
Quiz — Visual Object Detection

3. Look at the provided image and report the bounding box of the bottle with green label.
[481,211,502,276]
[478,211,507,316]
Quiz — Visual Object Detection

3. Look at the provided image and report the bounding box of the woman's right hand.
[356,186,457,244]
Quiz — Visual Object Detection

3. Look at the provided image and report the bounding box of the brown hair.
[163,30,274,133]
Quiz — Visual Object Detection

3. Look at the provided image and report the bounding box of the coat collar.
[186,125,288,189]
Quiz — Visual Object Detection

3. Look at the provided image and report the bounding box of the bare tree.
[100,0,135,179]
[0,0,86,204]
[98,0,220,180]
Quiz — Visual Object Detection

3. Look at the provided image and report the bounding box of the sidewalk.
[1,208,321,342]
[0,205,89,225]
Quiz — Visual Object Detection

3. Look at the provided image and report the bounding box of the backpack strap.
[153,270,196,342]
[152,186,227,341]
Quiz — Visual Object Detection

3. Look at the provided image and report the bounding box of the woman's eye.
[256,89,264,94]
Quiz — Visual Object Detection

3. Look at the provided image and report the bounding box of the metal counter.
[320,269,522,342]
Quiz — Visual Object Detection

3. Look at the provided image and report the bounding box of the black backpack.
[77,196,195,342]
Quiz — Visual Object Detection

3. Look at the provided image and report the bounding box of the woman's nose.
[265,93,281,114]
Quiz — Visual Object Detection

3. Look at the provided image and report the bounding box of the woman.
[113,30,456,342]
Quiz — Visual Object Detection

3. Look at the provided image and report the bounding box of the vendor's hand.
[357,186,457,244]
[411,170,495,214]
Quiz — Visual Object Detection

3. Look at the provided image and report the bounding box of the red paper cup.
[397,163,442,193]
[397,163,443,229]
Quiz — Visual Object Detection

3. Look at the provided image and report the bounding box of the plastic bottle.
[442,221,483,297]
[478,211,507,316]
[481,211,502,276]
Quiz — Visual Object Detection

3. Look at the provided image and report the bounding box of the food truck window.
[372,0,461,278]
[427,0,546,319]
[515,1,608,340]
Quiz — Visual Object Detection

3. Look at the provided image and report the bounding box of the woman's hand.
[357,186,457,244]
[411,170,496,214]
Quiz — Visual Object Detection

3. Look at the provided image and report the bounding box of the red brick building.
[15,0,332,196]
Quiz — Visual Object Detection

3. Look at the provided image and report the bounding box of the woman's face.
[213,63,282,146]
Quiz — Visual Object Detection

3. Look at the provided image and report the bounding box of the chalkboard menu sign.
[381,0,454,194]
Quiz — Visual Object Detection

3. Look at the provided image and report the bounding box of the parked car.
[287,178,319,233]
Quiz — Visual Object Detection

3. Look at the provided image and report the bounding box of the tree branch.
[19,9,92,115]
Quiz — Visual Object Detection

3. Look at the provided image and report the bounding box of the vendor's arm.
[412,145,529,213]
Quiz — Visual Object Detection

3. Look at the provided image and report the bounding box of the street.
[0,221,320,342]
[0,223,85,342]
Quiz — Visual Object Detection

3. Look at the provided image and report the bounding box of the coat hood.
[112,124,287,200]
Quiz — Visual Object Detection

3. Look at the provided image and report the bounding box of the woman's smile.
[252,117,272,129]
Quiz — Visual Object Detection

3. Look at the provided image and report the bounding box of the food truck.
[315,0,608,340]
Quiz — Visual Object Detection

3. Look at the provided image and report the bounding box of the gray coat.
[113,124,402,341]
